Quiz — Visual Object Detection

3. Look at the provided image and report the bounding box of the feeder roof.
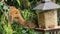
[33,2,60,10]
[43,0,51,2]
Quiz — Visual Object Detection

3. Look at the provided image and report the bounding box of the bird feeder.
[33,0,60,29]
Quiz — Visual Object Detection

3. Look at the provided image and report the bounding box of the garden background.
[0,0,60,34]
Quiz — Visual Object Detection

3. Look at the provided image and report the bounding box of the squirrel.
[9,6,37,28]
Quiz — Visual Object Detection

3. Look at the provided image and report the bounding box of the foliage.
[57,0,60,4]
[0,1,13,34]
[0,0,38,34]
[0,0,60,34]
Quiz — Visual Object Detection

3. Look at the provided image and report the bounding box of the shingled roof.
[33,0,60,10]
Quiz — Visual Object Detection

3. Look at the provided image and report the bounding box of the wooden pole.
[51,0,56,3]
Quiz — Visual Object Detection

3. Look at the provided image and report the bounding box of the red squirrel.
[9,6,37,28]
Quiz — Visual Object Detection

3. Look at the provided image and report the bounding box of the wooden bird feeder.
[33,0,60,29]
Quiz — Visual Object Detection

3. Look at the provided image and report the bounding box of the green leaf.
[16,0,21,6]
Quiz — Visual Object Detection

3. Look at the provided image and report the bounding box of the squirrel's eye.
[15,12,18,14]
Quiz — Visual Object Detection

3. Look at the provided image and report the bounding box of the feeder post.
[51,0,56,3]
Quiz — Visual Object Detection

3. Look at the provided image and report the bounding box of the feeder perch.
[33,0,60,29]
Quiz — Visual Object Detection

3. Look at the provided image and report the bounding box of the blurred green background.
[0,0,60,34]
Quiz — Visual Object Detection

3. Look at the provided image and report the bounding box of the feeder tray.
[34,26,60,34]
